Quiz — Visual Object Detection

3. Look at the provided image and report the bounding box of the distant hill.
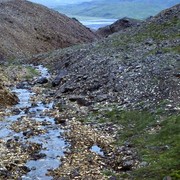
[0,0,97,60]
[96,17,142,37]
[55,0,180,19]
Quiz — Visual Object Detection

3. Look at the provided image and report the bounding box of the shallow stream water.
[0,65,67,180]
[0,65,104,179]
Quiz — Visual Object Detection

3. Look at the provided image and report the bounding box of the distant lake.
[80,19,117,30]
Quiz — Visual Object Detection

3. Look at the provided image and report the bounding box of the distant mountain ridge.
[56,0,180,19]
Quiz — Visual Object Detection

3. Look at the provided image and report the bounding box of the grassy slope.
[56,0,179,20]
[86,109,180,179]
[78,7,180,180]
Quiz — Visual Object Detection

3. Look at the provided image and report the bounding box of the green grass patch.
[85,107,180,179]
[24,66,39,80]
[162,46,180,54]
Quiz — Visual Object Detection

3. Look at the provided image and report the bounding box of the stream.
[0,64,105,179]
[0,65,67,180]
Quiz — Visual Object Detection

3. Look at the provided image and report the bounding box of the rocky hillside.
[29,4,180,111]
[25,5,180,179]
[1,3,179,180]
[0,0,97,60]
[96,17,141,37]
[22,4,180,179]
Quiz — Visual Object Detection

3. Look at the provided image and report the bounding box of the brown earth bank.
[0,67,19,107]
[0,84,18,107]
[0,0,98,60]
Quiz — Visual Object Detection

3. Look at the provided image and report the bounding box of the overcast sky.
[29,0,92,7]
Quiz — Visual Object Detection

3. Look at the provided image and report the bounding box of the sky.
[29,0,92,7]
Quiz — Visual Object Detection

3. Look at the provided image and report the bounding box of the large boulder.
[0,0,98,60]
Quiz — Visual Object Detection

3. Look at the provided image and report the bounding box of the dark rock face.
[37,77,48,84]
[96,17,141,37]
[52,69,68,87]
[0,0,98,60]
[69,95,91,106]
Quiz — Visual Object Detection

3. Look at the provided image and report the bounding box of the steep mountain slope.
[0,0,97,60]
[56,0,180,19]
[29,4,180,110]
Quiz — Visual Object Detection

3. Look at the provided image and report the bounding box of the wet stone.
[122,160,134,171]
[31,153,46,160]
[109,176,117,180]
[54,116,66,124]
[12,108,21,115]
[19,81,31,89]
[36,77,48,84]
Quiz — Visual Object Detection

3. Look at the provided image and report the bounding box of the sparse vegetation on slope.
[83,107,180,179]
[0,66,18,107]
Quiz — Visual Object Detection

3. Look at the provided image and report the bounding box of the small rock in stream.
[36,77,48,84]
[54,116,66,124]
[16,82,29,89]
[31,153,46,160]
[12,108,21,115]
[23,130,34,137]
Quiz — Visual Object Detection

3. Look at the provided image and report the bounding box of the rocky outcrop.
[96,17,141,37]
[0,66,19,107]
[0,0,98,60]
[0,83,19,107]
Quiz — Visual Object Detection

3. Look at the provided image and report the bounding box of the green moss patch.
[84,107,180,179]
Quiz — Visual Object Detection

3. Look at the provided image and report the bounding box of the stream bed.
[0,64,107,179]
[0,65,67,179]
